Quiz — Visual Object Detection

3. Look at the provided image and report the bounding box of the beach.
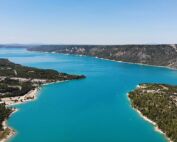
[1,88,39,106]
[0,79,68,142]
[0,88,39,142]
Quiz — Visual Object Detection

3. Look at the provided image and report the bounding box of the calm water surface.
[1,48,177,142]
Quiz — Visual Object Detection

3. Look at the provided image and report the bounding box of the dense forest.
[0,103,13,140]
[0,59,85,81]
[0,103,12,130]
[0,78,35,98]
[129,84,177,142]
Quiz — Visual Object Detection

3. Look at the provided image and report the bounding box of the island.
[128,84,177,142]
[0,59,85,141]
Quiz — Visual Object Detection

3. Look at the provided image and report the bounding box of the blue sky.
[0,0,177,44]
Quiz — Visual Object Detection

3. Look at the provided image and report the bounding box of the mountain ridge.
[27,44,177,69]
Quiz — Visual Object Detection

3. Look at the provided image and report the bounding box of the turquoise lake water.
[1,48,177,142]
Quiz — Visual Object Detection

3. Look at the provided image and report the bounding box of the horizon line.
[0,43,177,46]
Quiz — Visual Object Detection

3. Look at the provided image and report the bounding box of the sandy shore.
[43,80,67,86]
[134,109,173,142]
[0,127,15,142]
[0,80,67,142]
[0,88,39,142]
[1,88,39,106]
[0,109,18,142]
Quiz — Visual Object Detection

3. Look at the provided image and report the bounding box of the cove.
[1,48,177,142]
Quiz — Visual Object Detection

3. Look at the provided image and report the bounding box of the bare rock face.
[168,59,177,69]
[28,44,177,69]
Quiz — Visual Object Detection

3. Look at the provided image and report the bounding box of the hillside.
[28,44,177,69]
[129,84,177,142]
[0,59,85,141]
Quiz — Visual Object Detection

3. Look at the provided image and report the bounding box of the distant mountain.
[28,44,177,69]
[0,44,38,49]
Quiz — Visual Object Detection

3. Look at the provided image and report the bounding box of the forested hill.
[129,84,177,142]
[0,59,85,81]
[28,44,177,69]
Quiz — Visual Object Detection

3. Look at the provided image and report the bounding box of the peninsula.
[0,59,85,141]
[1,45,177,142]
[129,84,177,142]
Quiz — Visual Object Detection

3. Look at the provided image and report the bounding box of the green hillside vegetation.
[0,103,12,131]
[0,78,34,98]
[0,58,85,140]
[0,59,85,80]
[129,84,177,142]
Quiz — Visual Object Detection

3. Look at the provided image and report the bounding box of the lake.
[1,48,177,142]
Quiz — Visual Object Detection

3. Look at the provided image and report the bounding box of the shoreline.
[0,57,85,142]
[0,79,68,142]
[127,87,173,142]
[0,122,15,142]
[30,50,177,71]
[0,88,39,142]
[0,109,18,142]
[95,57,177,71]
[134,108,173,142]
[43,80,68,86]
[1,88,39,106]
[23,50,176,142]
